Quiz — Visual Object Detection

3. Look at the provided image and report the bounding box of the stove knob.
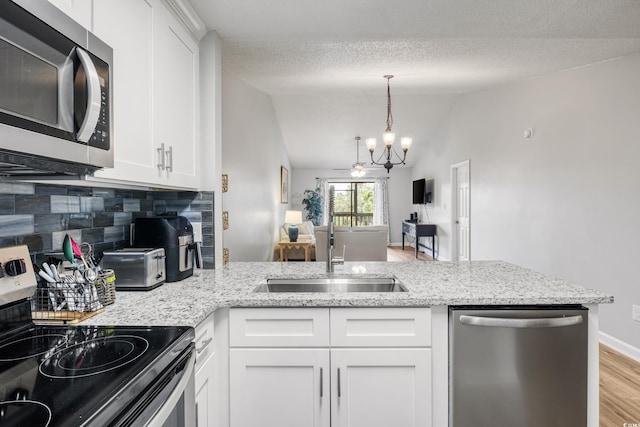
[5,259,27,276]
[0,263,4,278]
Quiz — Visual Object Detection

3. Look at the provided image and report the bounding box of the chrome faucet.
[327,185,345,272]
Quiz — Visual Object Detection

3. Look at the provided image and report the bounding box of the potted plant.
[302,189,323,226]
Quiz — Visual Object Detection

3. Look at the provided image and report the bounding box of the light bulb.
[400,137,412,151]
[383,131,395,147]
[365,138,377,151]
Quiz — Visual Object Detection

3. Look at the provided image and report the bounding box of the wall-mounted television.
[412,178,434,204]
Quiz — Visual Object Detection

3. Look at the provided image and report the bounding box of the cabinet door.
[47,0,91,28]
[156,6,200,188]
[196,353,215,427]
[92,0,161,185]
[331,348,432,427]
[230,349,330,427]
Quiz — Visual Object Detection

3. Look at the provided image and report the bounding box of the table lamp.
[284,210,303,242]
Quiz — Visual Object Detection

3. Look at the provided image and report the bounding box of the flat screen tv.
[412,178,434,204]
[412,179,425,204]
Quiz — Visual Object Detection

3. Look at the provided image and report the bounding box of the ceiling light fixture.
[351,136,366,178]
[366,75,412,173]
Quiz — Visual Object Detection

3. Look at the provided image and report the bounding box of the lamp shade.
[284,210,303,224]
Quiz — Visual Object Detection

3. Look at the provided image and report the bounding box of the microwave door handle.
[75,47,102,143]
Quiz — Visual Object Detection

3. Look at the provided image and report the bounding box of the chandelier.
[366,75,412,173]
[351,136,366,178]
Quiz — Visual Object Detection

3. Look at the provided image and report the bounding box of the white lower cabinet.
[229,308,432,427]
[195,314,215,427]
[230,349,330,427]
[331,348,431,427]
[195,360,214,427]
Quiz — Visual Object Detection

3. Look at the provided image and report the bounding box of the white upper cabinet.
[91,0,201,190]
[47,0,91,28]
[155,5,200,187]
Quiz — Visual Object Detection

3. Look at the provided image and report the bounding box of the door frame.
[450,160,470,261]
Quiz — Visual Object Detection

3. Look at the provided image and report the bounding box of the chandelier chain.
[386,76,393,132]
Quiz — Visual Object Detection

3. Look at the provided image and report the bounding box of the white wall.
[412,53,640,351]
[291,167,413,245]
[199,31,223,265]
[222,74,291,261]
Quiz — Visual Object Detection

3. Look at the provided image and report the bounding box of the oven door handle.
[145,349,196,427]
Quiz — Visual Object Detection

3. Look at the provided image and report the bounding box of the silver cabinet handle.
[459,314,583,328]
[166,145,173,172]
[320,367,323,398]
[196,337,213,354]
[75,47,102,142]
[157,143,166,170]
[195,402,199,427]
[337,368,341,398]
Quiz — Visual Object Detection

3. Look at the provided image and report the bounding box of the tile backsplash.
[0,182,214,268]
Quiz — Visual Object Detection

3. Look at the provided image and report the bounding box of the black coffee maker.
[134,216,200,282]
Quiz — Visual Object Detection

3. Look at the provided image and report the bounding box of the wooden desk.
[278,239,313,262]
[402,221,437,259]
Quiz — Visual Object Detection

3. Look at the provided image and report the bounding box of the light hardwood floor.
[600,344,640,426]
[387,245,433,262]
[387,247,640,425]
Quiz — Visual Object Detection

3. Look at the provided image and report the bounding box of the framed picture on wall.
[281,166,288,203]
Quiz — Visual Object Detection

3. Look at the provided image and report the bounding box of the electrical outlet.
[633,305,640,322]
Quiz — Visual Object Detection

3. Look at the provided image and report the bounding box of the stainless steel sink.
[255,277,407,293]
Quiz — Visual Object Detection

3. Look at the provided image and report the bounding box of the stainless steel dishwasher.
[449,306,588,426]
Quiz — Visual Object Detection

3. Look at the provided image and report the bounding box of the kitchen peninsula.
[82,261,612,427]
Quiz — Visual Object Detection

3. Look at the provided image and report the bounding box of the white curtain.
[373,177,390,245]
[316,178,329,225]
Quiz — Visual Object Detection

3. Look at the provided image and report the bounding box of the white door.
[331,348,432,427]
[452,160,470,261]
[230,349,330,427]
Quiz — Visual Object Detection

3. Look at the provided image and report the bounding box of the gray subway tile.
[34,214,67,233]
[0,183,34,195]
[15,195,51,214]
[80,197,105,212]
[51,196,80,213]
[123,199,140,212]
[103,226,124,243]
[0,215,34,237]
[0,195,14,215]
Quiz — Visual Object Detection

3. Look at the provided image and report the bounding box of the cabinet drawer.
[330,307,431,347]
[230,308,330,347]
[195,313,214,370]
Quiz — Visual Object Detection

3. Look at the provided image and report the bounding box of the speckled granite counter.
[81,261,613,327]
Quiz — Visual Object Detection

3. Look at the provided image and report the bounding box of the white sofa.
[314,225,388,261]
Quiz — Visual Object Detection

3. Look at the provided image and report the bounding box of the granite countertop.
[81,261,613,327]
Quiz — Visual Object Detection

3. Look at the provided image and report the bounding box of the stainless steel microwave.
[0,0,113,178]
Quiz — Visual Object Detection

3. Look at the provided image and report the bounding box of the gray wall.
[221,73,291,261]
[412,52,640,353]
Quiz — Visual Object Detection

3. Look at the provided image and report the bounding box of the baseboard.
[599,331,640,362]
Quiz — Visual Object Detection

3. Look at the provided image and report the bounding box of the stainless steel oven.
[0,245,196,427]
[0,0,113,177]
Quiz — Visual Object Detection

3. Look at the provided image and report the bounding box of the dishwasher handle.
[459,314,583,328]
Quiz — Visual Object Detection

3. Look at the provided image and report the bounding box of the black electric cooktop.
[0,301,194,427]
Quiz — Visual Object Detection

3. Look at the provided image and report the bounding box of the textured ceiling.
[188,0,640,170]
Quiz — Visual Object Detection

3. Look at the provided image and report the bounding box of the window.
[329,181,375,226]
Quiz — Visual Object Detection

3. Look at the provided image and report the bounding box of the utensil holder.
[95,269,116,306]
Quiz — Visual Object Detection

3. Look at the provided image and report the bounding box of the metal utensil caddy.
[31,268,116,323]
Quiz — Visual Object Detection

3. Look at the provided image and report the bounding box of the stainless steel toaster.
[101,248,166,291]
